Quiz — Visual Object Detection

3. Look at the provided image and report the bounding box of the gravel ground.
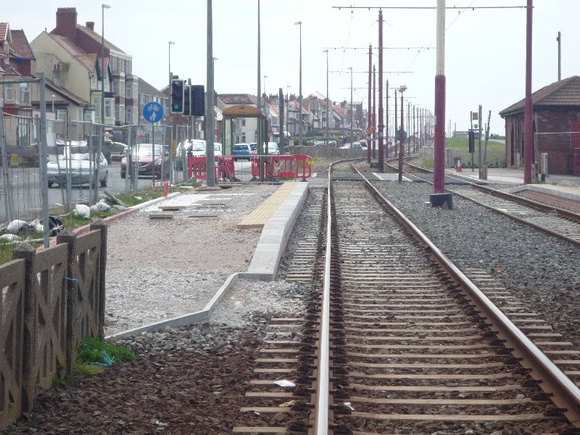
[373,180,580,348]
[4,161,580,434]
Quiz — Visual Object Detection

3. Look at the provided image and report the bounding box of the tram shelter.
[222,104,268,180]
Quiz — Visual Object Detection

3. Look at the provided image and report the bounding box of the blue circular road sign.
[143,101,164,124]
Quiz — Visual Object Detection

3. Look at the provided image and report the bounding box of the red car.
[120,143,170,179]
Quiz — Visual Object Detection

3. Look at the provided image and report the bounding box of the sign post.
[142,102,165,187]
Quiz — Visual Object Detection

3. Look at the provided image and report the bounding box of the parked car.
[267,142,280,155]
[351,141,362,150]
[109,142,128,162]
[233,143,252,160]
[186,140,207,158]
[121,143,170,179]
[250,143,258,155]
[47,151,108,188]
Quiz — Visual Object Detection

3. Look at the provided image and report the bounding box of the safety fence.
[0,221,106,431]
[187,154,313,182]
[0,112,178,227]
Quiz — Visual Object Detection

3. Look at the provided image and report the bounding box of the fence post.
[56,229,79,377]
[90,219,107,340]
[11,243,37,412]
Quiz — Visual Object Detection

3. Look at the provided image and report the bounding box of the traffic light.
[183,85,191,116]
[468,130,475,153]
[171,79,184,113]
[191,85,205,117]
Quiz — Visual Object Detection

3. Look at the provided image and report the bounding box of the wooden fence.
[0,220,106,430]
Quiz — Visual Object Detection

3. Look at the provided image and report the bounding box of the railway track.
[400,159,580,245]
[233,165,580,434]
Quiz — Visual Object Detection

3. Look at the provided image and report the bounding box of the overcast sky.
[4,0,580,135]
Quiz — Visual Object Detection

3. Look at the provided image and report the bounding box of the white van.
[267,142,280,155]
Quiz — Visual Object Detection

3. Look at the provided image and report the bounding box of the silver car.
[47,152,109,188]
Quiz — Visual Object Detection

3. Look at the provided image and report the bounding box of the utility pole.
[377,9,384,172]
[349,66,353,146]
[206,0,215,187]
[367,45,372,163]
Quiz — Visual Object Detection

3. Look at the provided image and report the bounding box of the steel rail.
[313,162,334,434]
[351,163,580,426]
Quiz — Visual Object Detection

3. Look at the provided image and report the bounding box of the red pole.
[398,89,405,182]
[368,45,372,163]
[385,80,389,159]
[433,0,446,194]
[524,0,533,184]
[373,66,376,159]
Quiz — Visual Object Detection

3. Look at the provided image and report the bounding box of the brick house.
[0,23,34,116]
[500,76,580,175]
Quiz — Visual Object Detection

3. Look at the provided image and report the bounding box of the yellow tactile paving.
[237,182,297,229]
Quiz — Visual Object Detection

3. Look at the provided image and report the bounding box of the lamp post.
[51,95,55,113]
[295,21,302,146]
[263,75,268,97]
[101,4,110,127]
[323,49,329,145]
[398,84,407,183]
[168,41,175,182]
[349,66,353,146]
[168,41,175,82]
[286,85,291,141]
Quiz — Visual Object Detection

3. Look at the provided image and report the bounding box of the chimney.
[54,8,77,39]
[86,22,95,31]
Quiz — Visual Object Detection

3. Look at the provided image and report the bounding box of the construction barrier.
[251,155,312,180]
[294,155,313,179]
[187,157,222,181]
[188,155,312,182]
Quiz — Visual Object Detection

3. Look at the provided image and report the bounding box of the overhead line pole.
[378,9,384,172]
[367,45,372,163]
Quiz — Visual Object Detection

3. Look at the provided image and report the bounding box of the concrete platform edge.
[246,182,309,278]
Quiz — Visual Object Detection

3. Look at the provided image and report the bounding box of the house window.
[105,98,113,119]
[5,84,14,102]
[126,107,132,124]
[92,96,100,113]
[19,84,30,105]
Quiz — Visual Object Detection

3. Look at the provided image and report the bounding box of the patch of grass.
[76,337,135,368]
[445,138,506,168]
[114,187,167,207]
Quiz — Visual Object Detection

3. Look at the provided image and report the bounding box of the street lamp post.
[398,84,407,183]
[98,3,110,205]
[263,75,268,97]
[169,41,175,84]
[101,4,110,127]
[349,66,353,146]
[323,50,329,145]
[295,21,302,146]
[168,41,175,182]
[286,85,291,141]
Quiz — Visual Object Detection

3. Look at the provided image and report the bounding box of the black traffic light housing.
[468,130,475,153]
[183,85,191,116]
[171,79,184,113]
[191,85,205,117]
